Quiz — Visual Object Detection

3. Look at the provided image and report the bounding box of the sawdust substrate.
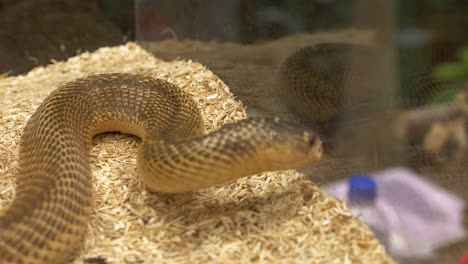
[0,43,394,264]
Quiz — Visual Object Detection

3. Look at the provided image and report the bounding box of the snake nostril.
[316,144,322,154]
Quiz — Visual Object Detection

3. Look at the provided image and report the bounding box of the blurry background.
[1,0,467,263]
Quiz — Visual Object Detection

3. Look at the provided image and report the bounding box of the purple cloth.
[323,167,466,250]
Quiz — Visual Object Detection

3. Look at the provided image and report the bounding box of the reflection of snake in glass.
[0,73,323,263]
[279,43,448,131]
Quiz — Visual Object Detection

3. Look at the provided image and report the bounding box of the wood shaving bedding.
[0,43,394,264]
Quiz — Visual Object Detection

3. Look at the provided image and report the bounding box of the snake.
[0,73,323,263]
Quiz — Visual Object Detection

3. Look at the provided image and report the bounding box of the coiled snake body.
[0,73,322,263]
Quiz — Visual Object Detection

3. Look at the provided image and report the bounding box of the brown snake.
[0,73,322,263]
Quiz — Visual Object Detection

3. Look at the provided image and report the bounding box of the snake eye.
[308,135,323,154]
[308,135,318,147]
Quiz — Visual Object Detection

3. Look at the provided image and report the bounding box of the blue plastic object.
[347,174,377,204]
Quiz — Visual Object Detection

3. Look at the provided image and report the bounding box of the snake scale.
[0,73,323,263]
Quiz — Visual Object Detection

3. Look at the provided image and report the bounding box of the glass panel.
[0,0,466,263]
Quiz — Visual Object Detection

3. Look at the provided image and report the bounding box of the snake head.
[255,119,323,171]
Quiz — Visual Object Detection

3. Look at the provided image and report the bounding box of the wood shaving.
[0,42,394,264]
